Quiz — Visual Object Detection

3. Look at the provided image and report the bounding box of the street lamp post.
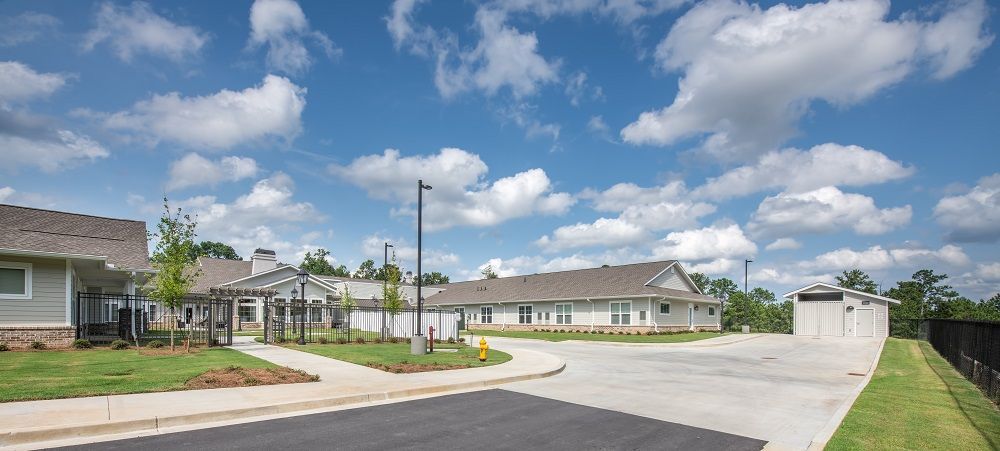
[744,259,753,295]
[296,268,309,345]
[412,179,432,355]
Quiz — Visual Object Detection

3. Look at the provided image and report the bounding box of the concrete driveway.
[492,334,882,449]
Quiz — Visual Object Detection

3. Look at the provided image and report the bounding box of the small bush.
[457,337,465,343]
[110,339,130,350]
[447,337,456,344]
[355,337,366,345]
[318,337,329,344]
[433,338,442,344]
[617,331,624,335]
[30,341,46,350]
[406,338,412,344]
[72,339,93,349]
[147,340,165,348]
[0,342,8,352]
[389,337,400,343]
[336,337,347,345]
[243,376,261,386]
[373,337,383,344]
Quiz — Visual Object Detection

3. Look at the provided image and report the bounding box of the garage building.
[784,283,899,338]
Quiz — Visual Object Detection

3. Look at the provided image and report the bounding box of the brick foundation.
[0,326,76,349]
[468,324,720,334]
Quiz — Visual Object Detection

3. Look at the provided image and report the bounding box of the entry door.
[856,309,874,337]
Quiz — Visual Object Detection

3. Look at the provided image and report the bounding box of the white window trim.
[659,301,671,316]
[555,302,573,325]
[707,306,716,317]
[610,301,632,326]
[517,304,534,324]
[0,261,32,299]
[480,306,493,324]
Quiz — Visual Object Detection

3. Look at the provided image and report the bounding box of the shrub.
[110,339,130,350]
[318,337,329,344]
[72,339,93,349]
[389,337,400,343]
[336,337,347,345]
[243,376,261,386]
[373,337,383,344]
[617,331,624,335]
[355,337,366,345]
[447,337,456,344]
[457,337,465,343]
[406,338,412,344]
[0,342,8,352]
[30,341,46,350]
[147,340,165,348]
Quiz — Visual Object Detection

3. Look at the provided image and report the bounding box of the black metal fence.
[924,318,1000,404]
[76,292,232,346]
[264,300,459,344]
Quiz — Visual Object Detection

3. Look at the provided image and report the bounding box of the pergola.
[209,286,279,331]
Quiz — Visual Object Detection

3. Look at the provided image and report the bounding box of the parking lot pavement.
[57,390,766,451]
[493,333,882,449]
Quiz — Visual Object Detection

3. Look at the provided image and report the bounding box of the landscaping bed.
[186,366,318,388]
[468,329,724,343]
[0,346,314,402]
[827,338,1000,450]
[286,342,512,373]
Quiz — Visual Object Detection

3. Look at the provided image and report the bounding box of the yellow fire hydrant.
[478,337,489,362]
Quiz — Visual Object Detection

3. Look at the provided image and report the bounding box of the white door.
[687,304,693,329]
[856,309,874,337]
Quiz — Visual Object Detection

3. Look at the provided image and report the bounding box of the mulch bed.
[365,362,471,373]
[185,366,319,389]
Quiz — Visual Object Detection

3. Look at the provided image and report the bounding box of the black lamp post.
[744,259,753,295]
[297,268,309,345]
[416,179,432,337]
[384,241,393,295]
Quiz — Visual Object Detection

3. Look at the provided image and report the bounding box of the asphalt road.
[57,390,765,451]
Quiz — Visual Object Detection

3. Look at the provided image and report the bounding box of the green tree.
[300,248,337,276]
[331,264,350,277]
[835,269,877,294]
[189,241,241,261]
[885,280,924,337]
[707,277,739,300]
[688,272,711,293]
[353,259,378,280]
[382,258,404,336]
[421,271,450,286]
[977,293,1000,321]
[339,284,356,329]
[481,264,499,279]
[143,199,200,351]
[911,269,959,318]
[375,263,402,283]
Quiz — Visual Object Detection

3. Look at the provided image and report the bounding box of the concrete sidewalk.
[0,339,564,448]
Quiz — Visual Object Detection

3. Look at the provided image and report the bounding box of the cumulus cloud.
[100,74,305,150]
[650,223,757,262]
[329,148,574,231]
[83,1,209,63]
[0,62,69,104]
[747,186,912,238]
[621,0,993,160]
[165,153,260,191]
[564,71,603,106]
[248,0,340,75]
[0,109,109,173]
[582,180,688,212]
[470,253,604,280]
[805,244,970,271]
[765,238,802,251]
[0,12,60,47]
[360,234,459,271]
[934,173,1000,242]
[0,186,56,208]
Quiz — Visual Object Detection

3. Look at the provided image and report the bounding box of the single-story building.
[784,282,900,338]
[425,260,721,333]
[0,204,154,348]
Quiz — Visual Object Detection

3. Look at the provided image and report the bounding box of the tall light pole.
[744,259,753,295]
[383,242,393,296]
[296,268,309,345]
[413,180,432,355]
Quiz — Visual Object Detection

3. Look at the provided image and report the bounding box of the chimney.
[251,248,277,274]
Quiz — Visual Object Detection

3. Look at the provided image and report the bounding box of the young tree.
[189,241,241,261]
[300,248,337,276]
[382,258,404,336]
[835,269,877,294]
[421,271,450,286]
[144,199,200,351]
[688,272,711,293]
[339,285,356,329]
[353,259,378,279]
[481,264,499,279]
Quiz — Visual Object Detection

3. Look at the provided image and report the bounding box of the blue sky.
[1,0,998,299]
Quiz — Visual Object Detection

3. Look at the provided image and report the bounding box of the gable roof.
[783,282,901,304]
[191,257,253,294]
[425,260,719,305]
[0,204,151,271]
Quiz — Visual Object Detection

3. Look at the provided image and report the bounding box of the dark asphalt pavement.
[56,389,766,450]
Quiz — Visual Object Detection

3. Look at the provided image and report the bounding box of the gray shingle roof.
[190,257,254,294]
[425,260,719,305]
[0,204,151,270]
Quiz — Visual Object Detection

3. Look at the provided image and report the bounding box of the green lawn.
[827,338,1000,450]
[0,348,278,402]
[288,343,511,370]
[233,329,264,336]
[468,329,724,343]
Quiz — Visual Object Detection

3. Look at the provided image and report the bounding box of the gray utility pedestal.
[410,335,427,355]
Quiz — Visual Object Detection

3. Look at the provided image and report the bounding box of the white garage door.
[795,301,844,336]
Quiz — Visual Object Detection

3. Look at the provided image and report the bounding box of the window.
[611,301,631,325]
[309,299,323,323]
[708,306,716,317]
[480,306,492,324]
[537,312,543,321]
[238,305,257,323]
[555,303,573,325]
[659,302,671,315]
[639,310,646,321]
[518,305,533,324]
[0,261,31,299]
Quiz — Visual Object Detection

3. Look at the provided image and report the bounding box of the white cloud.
[536,218,648,252]
[747,186,912,238]
[0,186,56,208]
[651,223,757,262]
[101,74,305,150]
[934,173,1000,242]
[329,148,573,231]
[83,1,209,63]
[806,244,970,271]
[360,234,460,271]
[471,253,601,280]
[166,153,259,191]
[249,0,340,75]
[973,262,1000,282]
[956,262,1000,299]
[565,71,603,106]
[621,0,993,160]
[0,62,69,104]
[582,180,689,212]
[692,143,915,201]
[0,12,60,47]
[0,109,110,173]
[493,0,687,25]
[587,115,609,133]
[765,238,801,251]
[500,103,561,141]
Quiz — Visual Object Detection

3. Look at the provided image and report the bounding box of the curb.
[802,337,887,451]
[0,360,565,448]
[563,333,765,348]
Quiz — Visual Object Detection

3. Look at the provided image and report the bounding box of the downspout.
[501,303,506,331]
[585,298,594,332]
[649,297,658,333]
